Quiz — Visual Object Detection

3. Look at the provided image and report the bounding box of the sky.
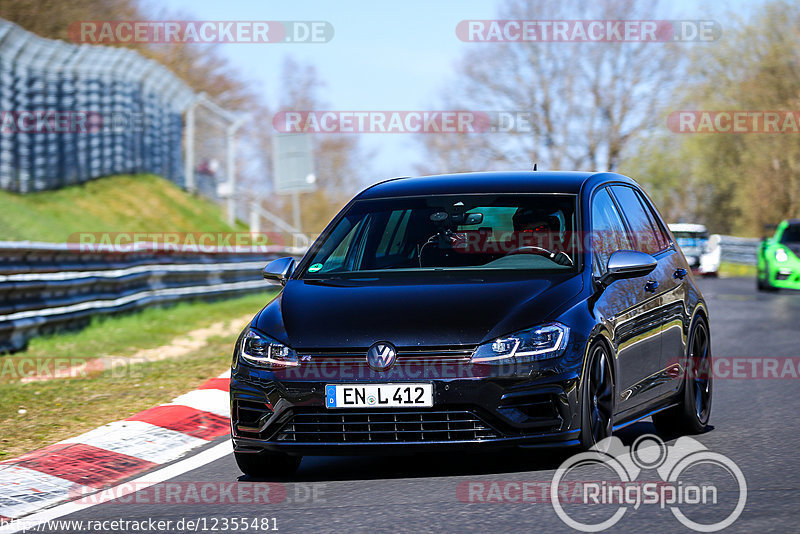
[153,0,758,181]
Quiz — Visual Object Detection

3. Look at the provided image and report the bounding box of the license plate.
[325,384,433,408]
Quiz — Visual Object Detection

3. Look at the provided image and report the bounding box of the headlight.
[776,248,790,262]
[239,329,299,369]
[471,322,570,364]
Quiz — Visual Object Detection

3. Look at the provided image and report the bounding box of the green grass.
[0,337,235,459]
[19,292,273,361]
[0,291,276,459]
[718,262,757,278]
[0,173,247,242]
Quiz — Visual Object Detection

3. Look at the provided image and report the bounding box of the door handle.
[674,268,688,280]
[644,280,659,293]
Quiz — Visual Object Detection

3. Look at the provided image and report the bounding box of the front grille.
[273,409,500,443]
[298,345,476,365]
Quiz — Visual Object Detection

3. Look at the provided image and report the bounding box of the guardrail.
[0,241,303,353]
[718,235,760,265]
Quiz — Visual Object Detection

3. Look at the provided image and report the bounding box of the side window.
[635,190,671,251]
[591,188,633,274]
[610,186,664,255]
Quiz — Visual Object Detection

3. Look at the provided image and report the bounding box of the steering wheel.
[506,245,574,266]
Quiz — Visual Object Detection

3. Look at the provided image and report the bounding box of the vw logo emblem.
[366,341,397,371]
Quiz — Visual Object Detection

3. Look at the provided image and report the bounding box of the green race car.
[757,219,800,291]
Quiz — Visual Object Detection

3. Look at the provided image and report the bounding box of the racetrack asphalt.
[11,277,800,534]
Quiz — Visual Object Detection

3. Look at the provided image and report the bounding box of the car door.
[622,187,690,398]
[591,187,664,416]
[610,185,688,402]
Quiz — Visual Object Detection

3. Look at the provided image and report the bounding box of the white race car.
[668,223,721,276]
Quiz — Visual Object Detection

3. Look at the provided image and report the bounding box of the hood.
[253,273,584,349]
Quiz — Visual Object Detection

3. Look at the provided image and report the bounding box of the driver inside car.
[508,207,573,266]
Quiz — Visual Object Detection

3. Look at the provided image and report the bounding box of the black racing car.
[230,171,712,477]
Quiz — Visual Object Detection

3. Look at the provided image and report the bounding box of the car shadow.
[237,420,713,482]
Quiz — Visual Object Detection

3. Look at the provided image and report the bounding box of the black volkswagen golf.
[230,171,711,477]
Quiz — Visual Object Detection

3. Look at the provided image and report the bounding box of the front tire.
[757,275,778,292]
[653,317,712,436]
[579,341,615,450]
[235,451,302,478]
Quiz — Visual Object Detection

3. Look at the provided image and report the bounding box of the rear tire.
[235,451,302,478]
[579,341,615,450]
[653,317,712,436]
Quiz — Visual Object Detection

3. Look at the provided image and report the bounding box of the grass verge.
[0,173,246,242]
[0,291,275,459]
[718,262,757,278]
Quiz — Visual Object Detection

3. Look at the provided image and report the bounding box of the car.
[668,223,721,276]
[757,219,800,292]
[230,171,712,477]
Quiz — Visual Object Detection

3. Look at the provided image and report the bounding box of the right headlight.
[238,329,299,369]
[470,322,570,365]
[775,247,790,262]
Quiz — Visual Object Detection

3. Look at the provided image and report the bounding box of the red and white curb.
[0,370,231,520]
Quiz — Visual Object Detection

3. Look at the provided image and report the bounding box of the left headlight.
[470,322,570,364]
[238,329,299,369]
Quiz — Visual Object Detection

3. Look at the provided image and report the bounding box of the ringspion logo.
[551,435,746,531]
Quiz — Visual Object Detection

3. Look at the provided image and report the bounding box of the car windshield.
[780,224,800,244]
[672,231,708,252]
[300,194,578,276]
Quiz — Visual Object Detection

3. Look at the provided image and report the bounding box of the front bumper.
[230,364,582,455]
[764,261,800,289]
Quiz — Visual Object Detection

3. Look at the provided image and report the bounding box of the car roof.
[356,171,636,199]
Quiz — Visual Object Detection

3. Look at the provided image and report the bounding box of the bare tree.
[417,0,682,174]
[260,57,371,233]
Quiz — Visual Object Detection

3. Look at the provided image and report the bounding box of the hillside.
[0,174,245,242]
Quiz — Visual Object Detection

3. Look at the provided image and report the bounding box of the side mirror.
[262,257,295,286]
[597,250,657,287]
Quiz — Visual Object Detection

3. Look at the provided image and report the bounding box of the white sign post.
[272,133,317,233]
